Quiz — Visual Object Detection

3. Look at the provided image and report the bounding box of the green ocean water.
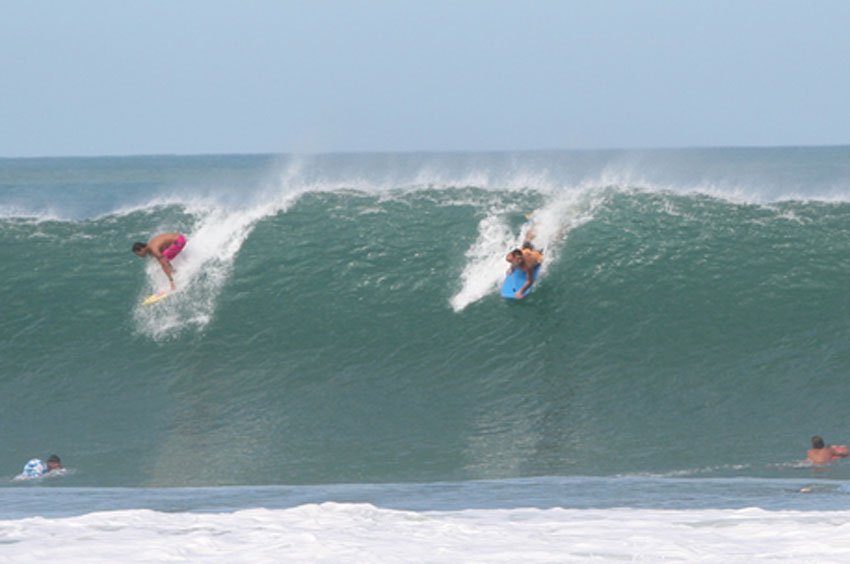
[3,149,850,487]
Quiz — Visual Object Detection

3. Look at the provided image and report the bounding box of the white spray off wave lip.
[450,186,605,312]
[125,151,824,328]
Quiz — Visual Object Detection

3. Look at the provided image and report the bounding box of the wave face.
[3,148,850,487]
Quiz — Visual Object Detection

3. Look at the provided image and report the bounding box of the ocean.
[3,147,850,561]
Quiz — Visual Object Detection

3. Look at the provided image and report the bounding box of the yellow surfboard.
[142,291,170,305]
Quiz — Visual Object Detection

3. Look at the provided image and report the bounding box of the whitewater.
[3,147,850,561]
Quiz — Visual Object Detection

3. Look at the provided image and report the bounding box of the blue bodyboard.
[500,265,540,299]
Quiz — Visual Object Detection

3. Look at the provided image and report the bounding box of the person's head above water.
[811,436,825,449]
[46,454,62,470]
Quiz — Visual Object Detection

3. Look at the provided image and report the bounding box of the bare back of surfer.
[807,435,849,465]
[132,232,187,290]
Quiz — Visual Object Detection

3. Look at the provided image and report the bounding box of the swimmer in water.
[17,454,64,479]
[807,435,849,465]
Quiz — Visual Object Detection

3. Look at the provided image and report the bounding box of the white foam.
[3,504,850,563]
[450,189,603,311]
[0,205,63,222]
[449,211,517,312]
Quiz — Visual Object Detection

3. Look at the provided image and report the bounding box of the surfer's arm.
[515,270,535,298]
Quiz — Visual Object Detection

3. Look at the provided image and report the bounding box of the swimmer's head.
[812,436,825,449]
[132,242,147,256]
[46,454,62,470]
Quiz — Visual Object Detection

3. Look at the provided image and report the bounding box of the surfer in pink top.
[132,233,186,290]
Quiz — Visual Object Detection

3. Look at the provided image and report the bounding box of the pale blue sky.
[2,1,849,157]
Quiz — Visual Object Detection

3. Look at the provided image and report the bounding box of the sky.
[2,0,849,157]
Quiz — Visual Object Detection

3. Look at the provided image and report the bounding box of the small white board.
[142,291,170,305]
